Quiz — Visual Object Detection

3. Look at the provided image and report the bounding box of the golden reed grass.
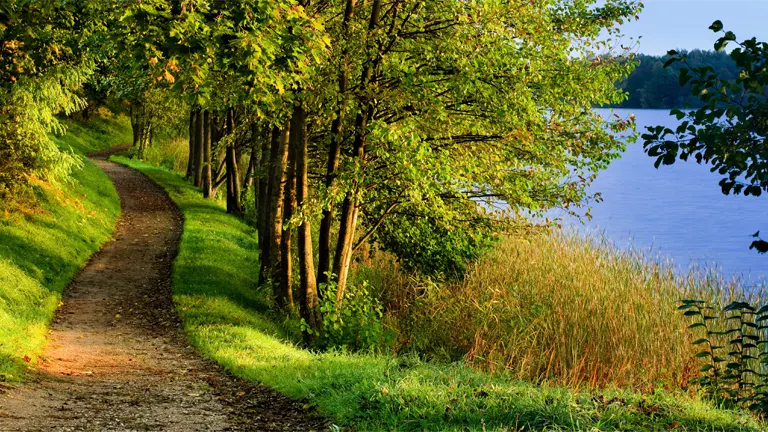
[358,232,757,391]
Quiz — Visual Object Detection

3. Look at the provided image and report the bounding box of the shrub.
[308,278,384,351]
[373,210,497,280]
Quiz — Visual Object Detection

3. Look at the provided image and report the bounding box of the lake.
[568,108,768,281]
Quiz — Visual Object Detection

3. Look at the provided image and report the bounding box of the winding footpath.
[0,156,325,431]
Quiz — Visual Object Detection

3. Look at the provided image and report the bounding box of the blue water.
[568,109,768,280]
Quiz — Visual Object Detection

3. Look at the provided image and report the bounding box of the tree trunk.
[331,0,382,304]
[331,195,359,304]
[130,102,147,159]
[194,110,204,187]
[225,108,242,214]
[131,105,139,149]
[280,122,298,313]
[138,120,151,160]
[186,109,195,178]
[258,127,280,287]
[244,125,259,193]
[202,110,213,198]
[268,124,291,308]
[292,104,320,337]
[318,0,357,289]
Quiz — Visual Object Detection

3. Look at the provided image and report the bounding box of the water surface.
[570,108,767,280]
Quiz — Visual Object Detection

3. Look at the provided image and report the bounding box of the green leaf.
[663,57,678,68]
[679,69,692,86]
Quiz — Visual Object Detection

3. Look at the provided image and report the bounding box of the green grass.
[53,112,134,154]
[0,114,129,381]
[112,156,765,431]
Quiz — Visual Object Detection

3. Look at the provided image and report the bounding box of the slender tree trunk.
[130,102,146,159]
[194,110,204,187]
[280,123,298,312]
[292,104,320,336]
[131,105,139,149]
[225,116,235,209]
[202,110,213,198]
[268,124,290,308]
[331,191,360,304]
[225,109,242,214]
[245,126,259,192]
[318,0,357,289]
[258,127,280,286]
[138,120,151,160]
[187,109,195,178]
[331,0,382,304]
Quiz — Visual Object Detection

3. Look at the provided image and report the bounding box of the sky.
[616,0,768,55]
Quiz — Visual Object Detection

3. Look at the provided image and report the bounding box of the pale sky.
[616,0,768,55]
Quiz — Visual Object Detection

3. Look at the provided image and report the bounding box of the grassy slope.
[0,114,130,381]
[113,156,764,432]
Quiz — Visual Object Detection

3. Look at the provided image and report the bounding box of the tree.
[305,0,642,301]
[0,1,103,194]
[642,21,768,252]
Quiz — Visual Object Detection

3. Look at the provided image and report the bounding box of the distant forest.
[614,50,738,109]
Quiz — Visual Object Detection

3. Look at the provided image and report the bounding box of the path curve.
[0,157,325,431]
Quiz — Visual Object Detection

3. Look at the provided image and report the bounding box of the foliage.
[311,278,383,351]
[373,207,498,279]
[613,50,739,109]
[0,116,125,381]
[0,1,105,193]
[319,0,642,241]
[643,22,768,250]
[680,299,768,415]
[119,156,765,431]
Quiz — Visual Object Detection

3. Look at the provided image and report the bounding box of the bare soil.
[0,157,327,431]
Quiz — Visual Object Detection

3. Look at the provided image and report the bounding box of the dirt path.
[0,157,326,431]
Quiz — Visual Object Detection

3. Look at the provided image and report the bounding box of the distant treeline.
[614,50,738,109]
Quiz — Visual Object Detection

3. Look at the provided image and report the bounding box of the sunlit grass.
[143,136,189,173]
[0,115,128,381]
[116,155,765,431]
[368,232,751,391]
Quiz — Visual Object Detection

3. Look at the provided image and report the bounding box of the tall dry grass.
[358,232,756,390]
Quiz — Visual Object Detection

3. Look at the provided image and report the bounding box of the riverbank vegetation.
[114,153,764,431]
